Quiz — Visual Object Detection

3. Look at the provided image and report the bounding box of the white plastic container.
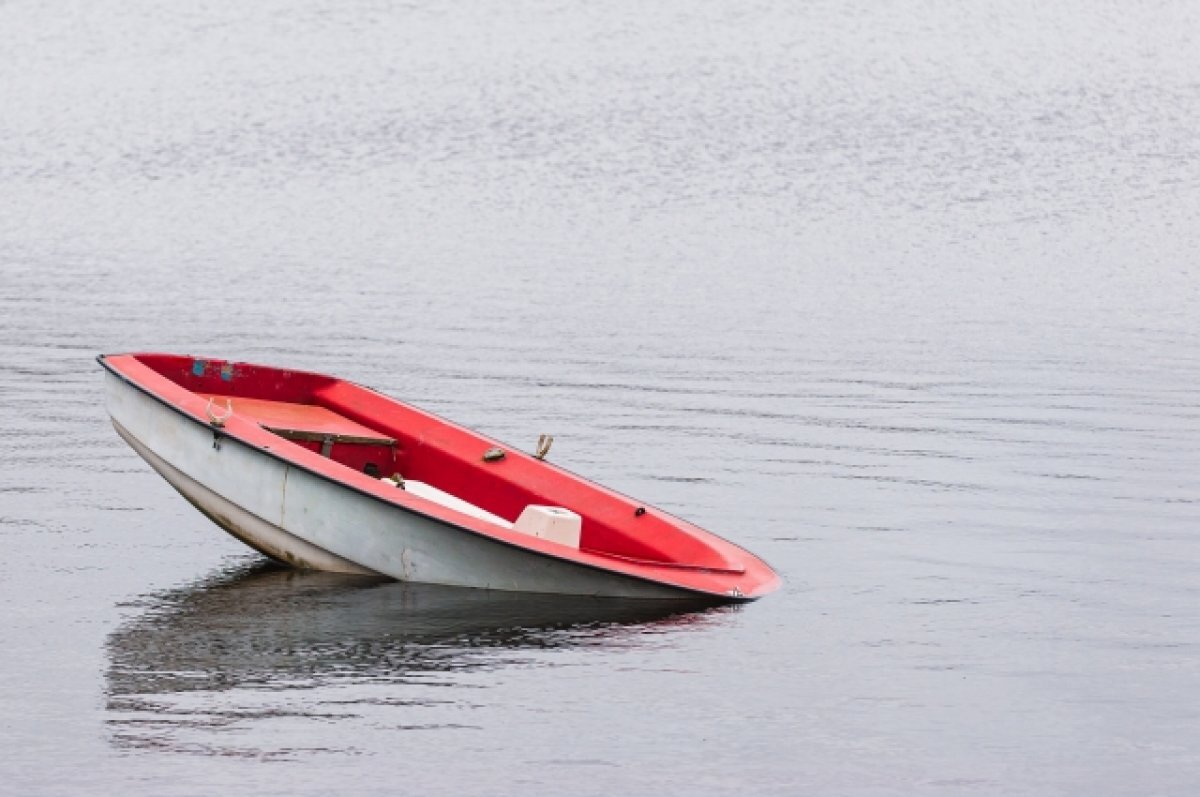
[514,505,582,548]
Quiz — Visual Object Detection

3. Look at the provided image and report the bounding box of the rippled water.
[2,0,1199,794]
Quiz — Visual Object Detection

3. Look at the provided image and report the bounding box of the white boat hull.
[105,372,691,599]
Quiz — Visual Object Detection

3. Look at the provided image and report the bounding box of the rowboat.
[99,353,780,602]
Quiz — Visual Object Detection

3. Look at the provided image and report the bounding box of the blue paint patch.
[220,363,234,381]
[192,359,206,377]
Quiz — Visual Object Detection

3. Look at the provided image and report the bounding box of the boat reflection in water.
[105,560,728,757]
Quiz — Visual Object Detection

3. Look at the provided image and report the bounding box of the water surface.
[1,1,1198,794]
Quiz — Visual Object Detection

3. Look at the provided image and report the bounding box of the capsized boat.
[99,353,780,602]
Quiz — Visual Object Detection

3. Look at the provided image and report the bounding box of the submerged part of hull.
[113,419,379,575]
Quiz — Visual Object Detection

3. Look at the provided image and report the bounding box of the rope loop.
[206,398,233,428]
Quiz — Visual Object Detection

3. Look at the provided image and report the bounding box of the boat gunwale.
[98,352,780,601]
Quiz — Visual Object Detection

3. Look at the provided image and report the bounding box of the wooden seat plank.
[197,393,396,446]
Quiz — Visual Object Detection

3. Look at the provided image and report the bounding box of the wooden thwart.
[264,427,394,446]
[196,393,396,448]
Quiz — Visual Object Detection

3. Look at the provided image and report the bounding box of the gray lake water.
[2,1,1199,794]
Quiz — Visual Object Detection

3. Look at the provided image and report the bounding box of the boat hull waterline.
[100,353,781,602]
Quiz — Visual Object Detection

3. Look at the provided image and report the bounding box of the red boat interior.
[124,354,743,573]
